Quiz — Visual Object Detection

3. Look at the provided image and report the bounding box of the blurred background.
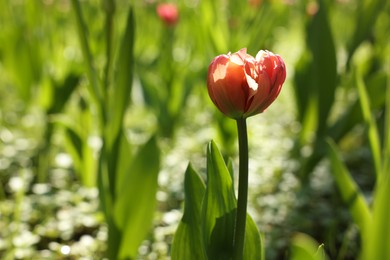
[0,0,389,259]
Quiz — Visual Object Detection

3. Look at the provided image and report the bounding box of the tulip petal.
[245,71,271,116]
[207,55,247,117]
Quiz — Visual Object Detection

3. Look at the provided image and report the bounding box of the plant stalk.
[233,117,249,260]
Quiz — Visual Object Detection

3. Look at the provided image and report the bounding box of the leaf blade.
[114,136,160,259]
[171,164,207,260]
[326,138,372,240]
[202,140,237,259]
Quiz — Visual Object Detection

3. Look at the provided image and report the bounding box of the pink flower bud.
[156,3,179,26]
[207,48,286,119]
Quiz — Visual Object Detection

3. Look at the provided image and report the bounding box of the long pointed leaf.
[106,6,135,149]
[202,141,237,259]
[244,214,263,260]
[114,136,160,259]
[171,164,207,260]
[356,73,382,176]
[363,175,390,259]
[306,0,337,136]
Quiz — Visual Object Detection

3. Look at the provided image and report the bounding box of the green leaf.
[363,175,390,259]
[227,158,235,187]
[355,73,382,176]
[326,138,371,240]
[114,136,160,259]
[347,0,387,63]
[292,0,337,179]
[48,73,80,114]
[328,71,387,142]
[244,214,263,260]
[106,6,135,149]
[290,233,328,260]
[71,0,102,105]
[306,0,337,136]
[171,164,207,260]
[202,141,237,259]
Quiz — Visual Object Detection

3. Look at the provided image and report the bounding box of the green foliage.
[1,0,389,258]
[326,41,390,257]
[290,233,328,260]
[355,73,382,176]
[171,164,207,260]
[106,7,135,149]
[363,174,390,259]
[202,141,237,259]
[173,141,262,259]
[292,0,389,183]
[293,0,337,180]
[70,3,162,259]
[347,0,387,64]
[326,139,371,240]
[114,136,160,259]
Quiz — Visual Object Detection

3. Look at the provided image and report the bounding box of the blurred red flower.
[207,48,286,119]
[156,3,179,26]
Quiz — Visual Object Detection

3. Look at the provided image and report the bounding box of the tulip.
[156,3,179,26]
[207,48,286,119]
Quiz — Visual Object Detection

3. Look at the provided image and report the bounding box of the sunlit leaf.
[202,140,236,259]
[290,233,328,260]
[363,175,390,259]
[107,6,135,149]
[171,164,207,260]
[114,136,160,259]
[244,214,263,260]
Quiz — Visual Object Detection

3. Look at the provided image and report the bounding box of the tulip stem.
[233,117,249,260]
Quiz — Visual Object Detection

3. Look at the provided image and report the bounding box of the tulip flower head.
[207,48,286,119]
[156,3,179,26]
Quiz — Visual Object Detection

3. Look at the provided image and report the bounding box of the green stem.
[233,117,249,260]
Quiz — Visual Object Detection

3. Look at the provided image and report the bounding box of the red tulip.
[207,48,286,119]
[156,3,179,26]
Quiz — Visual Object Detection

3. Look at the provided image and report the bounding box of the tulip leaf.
[171,164,207,260]
[290,233,328,260]
[107,6,135,149]
[326,138,371,240]
[202,140,237,259]
[114,136,160,259]
[363,174,390,259]
[244,213,263,260]
[227,157,235,187]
